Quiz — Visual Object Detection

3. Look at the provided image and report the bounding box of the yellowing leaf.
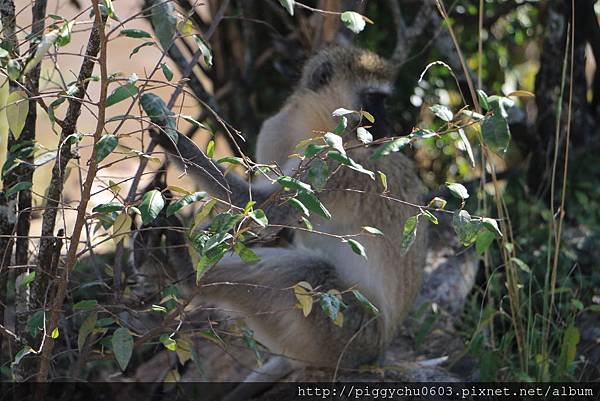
[6,90,29,139]
[175,336,193,365]
[163,369,180,383]
[506,90,534,98]
[51,327,59,339]
[112,211,131,244]
[334,311,344,327]
[293,281,313,317]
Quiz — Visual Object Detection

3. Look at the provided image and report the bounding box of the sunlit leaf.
[341,11,366,34]
[278,0,295,16]
[446,182,469,200]
[352,289,379,315]
[429,104,453,122]
[452,210,480,246]
[346,239,367,259]
[369,137,410,160]
[166,191,207,216]
[400,215,419,255]
[95,134,118,163]
[193,34,213,67]
[293,281,313,317]
[6,181,32,198]
[139,189,165,224]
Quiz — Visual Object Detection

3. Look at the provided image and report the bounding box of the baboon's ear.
[308,61,334,91]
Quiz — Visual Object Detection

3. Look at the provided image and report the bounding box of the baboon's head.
[298,46,397,140]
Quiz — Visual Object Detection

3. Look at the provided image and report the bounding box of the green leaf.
[27,310,45,337]
[193,34,213,67]
[7,59,22,81]
[429,104,453,122]
[139,189,165,224]
[446,182,469,200]
[234,242,261,263]
[304,144,327,158]
[296,190,331,219]
[95,134,118,163]
[458,128,475,167]
[78,312,98,351]
[511,257,531,273]
[341,11,366,34]
[558,324,580,375]
[378,171,388,192]
[7,90,29,139]
[112,328,134,371]
[5,181,32,198]
[352,290,379,315]
[278,0,295,15]
[346,239,367,259]
[452,210,481,246]
[481,95,514,154]
[319,292,346,322]
[12,347,33,368]
[362,226,383,236]
[161,63,173,81]
[482,217,503,238]
[356,127,373,143]
[106,83,138,107]
[160,334,177,351]
[333,116,347,135]
[475,230,495,254]
[287,197,309,216]
[248,209,268,227]
[150,0,177,50]
[400,215,419,255]
[120,28,152,39]
[51,327,59,339]
[57,20,74,47]
[477,89,489,110]
[166,191,206,216]
[301,216,313,230]
[140,93,178,142]
[411,128,437,139]
[73,299,98,310]
[307,158,329,191]
[420,209,438,225]
[181,114,210,131]
[369,137,410,160]
[277,176,312,192]
[206,140,215,158]
[129,41,154,58]
[327,151,374,179]
[17,271,35,289]
[217,156,244,166]
[93,201,124,213]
